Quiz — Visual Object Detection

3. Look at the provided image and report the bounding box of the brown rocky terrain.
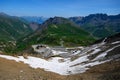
[0,57,120,80]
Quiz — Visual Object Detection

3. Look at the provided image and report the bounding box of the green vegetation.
[69,14,120,39]
[81,24,116,39]
[0,13,33,54]
[0,16,96,54]
[16,22,95,53]
[0,14,33,41]
[43,23,95,46]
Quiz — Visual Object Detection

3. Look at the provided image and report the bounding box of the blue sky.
[0,0,120,17]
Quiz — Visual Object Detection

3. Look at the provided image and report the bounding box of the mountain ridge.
[21,16,48,24]
[21,16,95,47]
[69,13,120,38]
[12,16,96,53]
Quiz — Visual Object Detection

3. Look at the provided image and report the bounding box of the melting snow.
[94,45,120,60]
[70,55,89,65]
[0,55,69,75]
[0,39,116,75]
[0,52,110,75]
[111,41,120,44]
[52,50,68,55]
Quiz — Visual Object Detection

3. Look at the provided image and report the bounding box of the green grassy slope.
[37,23,95,46]
[0,13,33,41]
[17,17,95,52]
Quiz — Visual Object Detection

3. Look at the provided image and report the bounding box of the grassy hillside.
[0,13,33,54]
[37,23,95,46]
[15,17,95,52]
[0,13,33,41]
[0,16,95,53]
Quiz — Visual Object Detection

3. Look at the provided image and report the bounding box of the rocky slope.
[28,33,120,75]
[29,22,41,31]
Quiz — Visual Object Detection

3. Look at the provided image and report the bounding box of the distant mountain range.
[69,13,120,39]
[21,16,48,24]
[0,12,120,53]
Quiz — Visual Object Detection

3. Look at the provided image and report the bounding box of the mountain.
[20,17,95,48]
[0,13,33,41]
[21,16,48,24]
[69,13,120,39]
[29,22,41,31]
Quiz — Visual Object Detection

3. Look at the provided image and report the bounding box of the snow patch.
[52,50,68,55]
[111,41,120,44]
[0,54,70,75]
[0,53,110,75]
[0,39,116,75]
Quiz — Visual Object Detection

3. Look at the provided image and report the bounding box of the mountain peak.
[23,17,95,47]
[0,12,9,16]
[21,16,48,24]
[44,16,72,25]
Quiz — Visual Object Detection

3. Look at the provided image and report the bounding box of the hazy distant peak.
[21,16,48,24]
[0,12,9,16]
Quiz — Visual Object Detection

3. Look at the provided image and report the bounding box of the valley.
[0,12,120,80]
